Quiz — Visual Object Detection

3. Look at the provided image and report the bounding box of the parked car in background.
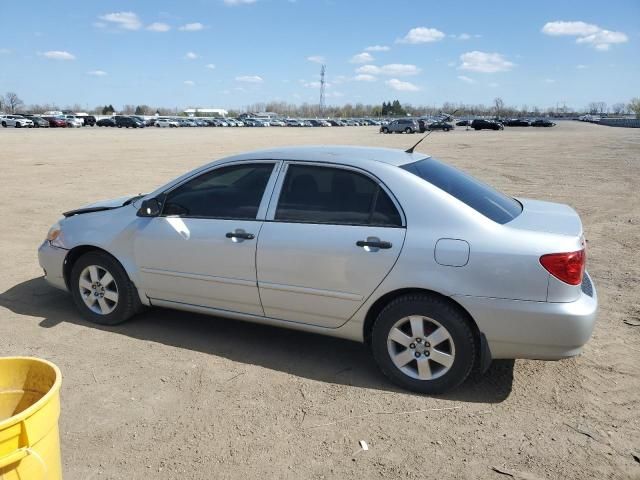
[470,119,504,131]
[22,115,50,128]
[455,120,470,127]
[39,145,597,394]
[114,116,144,128]
[42,116,67,128]
[269,119,286,127]
[427,121,454,132]
[531,119,556,127]
[380,118,419,134]
[155,117,180,128]
[82,115,96,127]
[63,115,84,128]
[504,119,531,127]
[328,119,345,126]
[1,115,34,128]
[96,118,116,127]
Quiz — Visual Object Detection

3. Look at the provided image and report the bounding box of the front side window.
[163,163,274,219]
[275,164,402,226]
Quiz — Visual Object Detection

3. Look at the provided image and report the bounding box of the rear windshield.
[402,158,522,224]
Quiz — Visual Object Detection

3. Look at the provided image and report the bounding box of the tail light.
[540,249,585,286]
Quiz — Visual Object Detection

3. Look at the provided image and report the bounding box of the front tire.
[70,251,140,325]
[404,127,412,134]
[371,294,476,394]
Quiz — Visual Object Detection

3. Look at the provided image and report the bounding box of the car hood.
[62,196,134,217]
[509,198,583,237]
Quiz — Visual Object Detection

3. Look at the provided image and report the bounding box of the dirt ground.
[1,121,639,480]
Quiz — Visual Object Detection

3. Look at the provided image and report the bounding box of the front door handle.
[356,240,392,249]
[226,231,255,240]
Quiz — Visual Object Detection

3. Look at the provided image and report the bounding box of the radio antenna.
[405,131,433,154]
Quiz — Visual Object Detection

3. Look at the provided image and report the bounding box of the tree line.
[2,91,640,119]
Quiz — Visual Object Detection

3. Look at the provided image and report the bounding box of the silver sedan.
[38,146,597,393]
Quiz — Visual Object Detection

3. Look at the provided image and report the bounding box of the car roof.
[219,145,430,168]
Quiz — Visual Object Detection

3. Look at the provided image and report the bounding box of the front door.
[257,163,406,327]
[134,161,278,315]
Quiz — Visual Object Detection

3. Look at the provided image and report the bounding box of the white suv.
[1,115,34,128]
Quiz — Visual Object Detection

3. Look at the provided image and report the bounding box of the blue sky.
[0,0,638,110]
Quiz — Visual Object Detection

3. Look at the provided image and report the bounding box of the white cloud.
[354,74,376,82]
[41,50,76,60]
[397,27,445,44]
[307,55,325,64]
[185,52,199,60]
[365,45,390,52]
[224,0,257,5]
[184,80,195,86]
[87,70,107,76]
[205,64,216,70]
[179,22,205,31]
[542,21,600,36]
[303,81,331,88]
[350,52,374,63]
[488,82,499,88]
[577,30,628,50]
[236,75,263,83]
[544,78,556,84]
[457,75,475,84]
[99,12,141,31]
[386,78,420,92]
[147,22,171,32]
[356,63,420,76]
[542,21,628,51]
[576,64,587,69]
[459,51,514,73]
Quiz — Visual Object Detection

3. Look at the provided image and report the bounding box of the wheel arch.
[63,245,128,290]
[362,288,489,369]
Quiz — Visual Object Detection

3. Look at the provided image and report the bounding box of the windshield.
[402,158,522,224]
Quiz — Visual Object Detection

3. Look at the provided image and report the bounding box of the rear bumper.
[38,241,68,291]
[453,272,598,360]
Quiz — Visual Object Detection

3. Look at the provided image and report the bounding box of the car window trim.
[265,161,406,228]
[158,160,282,221]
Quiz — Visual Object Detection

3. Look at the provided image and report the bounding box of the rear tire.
[381,127,389,134]
[70,251,141,326]
[404,127,412,134]
[371,294,476,394]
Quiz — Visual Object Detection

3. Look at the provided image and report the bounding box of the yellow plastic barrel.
[0,357,62,480]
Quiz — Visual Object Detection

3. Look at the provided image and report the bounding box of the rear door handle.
[356,240,392,249]
[226,231,255,240]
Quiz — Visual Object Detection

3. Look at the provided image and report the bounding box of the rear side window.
[275,165,402,227]
[163,163,274,219]
[402,158,522,224]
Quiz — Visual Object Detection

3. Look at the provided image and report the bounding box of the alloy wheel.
[387,315,455,380]
[78,265,119,315]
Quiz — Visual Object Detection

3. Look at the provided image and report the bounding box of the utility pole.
[319,64,326,117]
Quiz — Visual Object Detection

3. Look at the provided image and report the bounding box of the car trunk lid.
[509,198,583,237]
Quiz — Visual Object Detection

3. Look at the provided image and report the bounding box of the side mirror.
[137,198,162,217]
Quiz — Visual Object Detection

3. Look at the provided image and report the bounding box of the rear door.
[256,163,406,327]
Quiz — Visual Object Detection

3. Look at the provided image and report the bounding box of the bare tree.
[611,103,626,115]
[5,92,24,113]
[493,97,504,118]
[629,98,640,119]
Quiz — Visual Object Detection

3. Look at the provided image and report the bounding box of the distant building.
[184,108,228,117]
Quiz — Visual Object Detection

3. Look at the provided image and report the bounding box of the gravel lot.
[1,121,639,479]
